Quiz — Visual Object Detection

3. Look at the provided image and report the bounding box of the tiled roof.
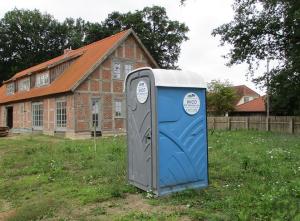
[232,85,259,104]
[233,85,260,97]
[235,96,266,112]
[0,29,157,104]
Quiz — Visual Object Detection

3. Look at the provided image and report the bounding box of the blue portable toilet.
[125,68,208,196]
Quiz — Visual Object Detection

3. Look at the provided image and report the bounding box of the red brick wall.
[0,106,2,126]
[74,35,155,134]
[0,94,75,134]
[47,98,55,131]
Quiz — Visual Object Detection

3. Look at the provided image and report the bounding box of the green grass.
[0,131,299,220]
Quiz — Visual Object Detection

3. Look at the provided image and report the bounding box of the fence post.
[289,118,294,134]
[212,117,215,130]
[245,117,249,130]
[227,117,231,130]
[266,117,270,131]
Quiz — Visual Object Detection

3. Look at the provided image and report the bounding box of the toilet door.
[126,73,152,190]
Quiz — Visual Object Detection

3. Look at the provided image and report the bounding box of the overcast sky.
[0,0,266,94]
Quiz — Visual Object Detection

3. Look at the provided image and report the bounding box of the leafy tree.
[0,6,189,84]
[269,68,300,115]
[0,9,69,83]
[63,17,86,49]
[88,6,189,69]
[212,0,300,115]
[207,80,237,116]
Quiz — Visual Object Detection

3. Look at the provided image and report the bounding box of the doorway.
[6,106,13,129]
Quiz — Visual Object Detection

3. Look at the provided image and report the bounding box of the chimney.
[64,47,72,55]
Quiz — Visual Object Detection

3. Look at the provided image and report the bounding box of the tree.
[207,80,237,116]
[90,6,189,69]
[269,68,300,115]
[63,17,87,49]
[212,0,300,115]
[0,6,189,83]
[0,9,69,83]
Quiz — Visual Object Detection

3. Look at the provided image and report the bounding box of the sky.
[0,0,266,94]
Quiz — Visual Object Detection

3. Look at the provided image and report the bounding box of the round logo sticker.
[183,92,200,115]
[136,80,148,103]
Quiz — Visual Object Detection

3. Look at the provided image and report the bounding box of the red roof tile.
[0,29,158,104]
[235,96,266,112]
[232,85,260,104]
[233,85,260,97]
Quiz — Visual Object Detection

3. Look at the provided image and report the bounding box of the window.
[124,64,133,76]
[6,83,15,95]
[18,78,30,91]
[91,99,100,128]
[32,102,43,129]
[113,62,121,79]
[36,71,50,87]
[56,100,67,128]
[244,96,250,103]
[115,100,124,117]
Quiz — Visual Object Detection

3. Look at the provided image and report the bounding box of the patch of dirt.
[105,194,182,215]
[0,207,16,221]
[53,194,191,220]
[0,210,16,221]
[0,200,15,221]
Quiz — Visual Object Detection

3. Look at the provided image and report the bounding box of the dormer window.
[36,71,49,87]
[6,83,15,95]
[244,96,250,103]
[18,78,30,92]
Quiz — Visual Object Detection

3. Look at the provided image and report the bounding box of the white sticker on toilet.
[183,92,200,115]
[136,80,148,104]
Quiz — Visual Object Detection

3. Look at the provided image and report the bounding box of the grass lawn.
[0,130,299,221]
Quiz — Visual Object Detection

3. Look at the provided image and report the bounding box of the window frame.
[114,99,125,118]
[244,96,250,103]
[6,83,15,95]
[112,60,134,80]
[124,63,133,76]
[36,71,50,87]
[18,77,30,92]
[32,102,43,130]
[112,61,122,79]
[55,99,67,131]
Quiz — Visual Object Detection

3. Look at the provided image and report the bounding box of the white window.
[36,71,50,87]
[32,102,43,129]
[115,100,124,117]
[124,64,133,76]
[113,62,121,79]
[91,99,100,128]
[6,83,15,95]
[244,96,250,103]
[56,100,67,128]
[18,78,30,91]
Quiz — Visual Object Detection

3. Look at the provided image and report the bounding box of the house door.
[126,74,152,190]
[6,106,13,129]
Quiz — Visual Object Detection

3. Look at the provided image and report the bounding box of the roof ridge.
[79,29,130,51]
[4,29,131,83]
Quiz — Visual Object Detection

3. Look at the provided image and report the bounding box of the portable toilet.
[125,68,208,196]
